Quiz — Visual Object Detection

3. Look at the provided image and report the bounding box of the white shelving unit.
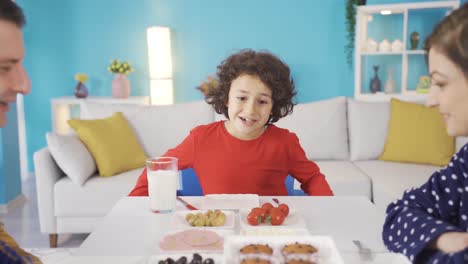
[354,1,459,101]
[51,96,150,135]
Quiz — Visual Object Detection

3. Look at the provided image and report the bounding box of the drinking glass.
[146,157,178,213]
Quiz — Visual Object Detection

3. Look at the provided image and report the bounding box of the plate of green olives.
[171,210,235,229]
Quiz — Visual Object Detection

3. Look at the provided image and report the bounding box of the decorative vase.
[378,39,391,52]
[370,65,381,93]
[366,38,378,52]
[410,31,420,50]
[112,73,130,98]
[384,68,396,94]
[74,82,88,98]
[416,76,431,94]
[391,39,403,52]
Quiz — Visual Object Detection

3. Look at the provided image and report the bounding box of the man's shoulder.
[0,225,42,263]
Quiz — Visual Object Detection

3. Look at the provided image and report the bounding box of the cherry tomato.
[278,203,290,217]
[269,208,285,225]
[261,202,274,214]
[247,211,261,226]
[251,207,266,223]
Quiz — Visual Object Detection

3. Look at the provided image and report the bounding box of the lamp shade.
[150,79,173,105]
[147,26,174,105]
[147,26,173,79]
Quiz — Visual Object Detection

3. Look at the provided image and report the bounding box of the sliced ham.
[159,230,223,251]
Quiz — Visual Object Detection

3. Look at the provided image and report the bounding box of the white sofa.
[33,97,466,247]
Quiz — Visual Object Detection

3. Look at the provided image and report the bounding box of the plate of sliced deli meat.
[159,229,233,253]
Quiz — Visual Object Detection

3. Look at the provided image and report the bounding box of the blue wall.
[0,105,21,204]
[15,0,467,174]
[19,0,354,172]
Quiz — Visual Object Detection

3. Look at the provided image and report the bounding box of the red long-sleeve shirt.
[129,121,333,196]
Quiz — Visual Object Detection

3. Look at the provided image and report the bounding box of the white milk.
[147,170,178,212]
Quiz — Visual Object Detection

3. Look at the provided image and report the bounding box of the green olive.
[185,213,194,221]
[194,217,205,227]
[210,217,221,226]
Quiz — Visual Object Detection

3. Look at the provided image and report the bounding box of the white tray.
[240,227,310,236]
[170,210,235,229]
[224,235,344,264]
[201,194,259,210]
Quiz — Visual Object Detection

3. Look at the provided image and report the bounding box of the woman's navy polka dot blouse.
[383,144,468,263]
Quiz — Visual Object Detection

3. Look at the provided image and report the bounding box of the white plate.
[158,229,234,253]
[170,210,235,229]
[240,227,310,236]
[201,194,259,210]
[224,235,344,264]
[149,253,223,264]
[239,209,306,228]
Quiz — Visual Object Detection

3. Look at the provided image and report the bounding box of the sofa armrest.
[33,147,64,234]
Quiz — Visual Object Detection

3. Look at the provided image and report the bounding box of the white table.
[72,196,409,264]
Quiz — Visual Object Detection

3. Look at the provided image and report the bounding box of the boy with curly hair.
[130,49,333,196]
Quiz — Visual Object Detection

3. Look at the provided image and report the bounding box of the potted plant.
[345,0,366,67]
[107,59,134,98]
[74,73,89,98]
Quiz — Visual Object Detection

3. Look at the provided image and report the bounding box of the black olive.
[202,258,214,264]
[190,259,202,264]
[193,253,202,261]
[165,258,175,264]
[176,256,187,264]
[158,261,165,264]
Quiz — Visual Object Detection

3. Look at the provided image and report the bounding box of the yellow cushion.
[379,99,454,166]
[68,112,147,176]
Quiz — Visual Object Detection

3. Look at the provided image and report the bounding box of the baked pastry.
[285,260,316,264]
[281,242,318,263]
[282,243,318,254]
[239,244,273,264]
[240,244,273,255]
[240,258,271,264]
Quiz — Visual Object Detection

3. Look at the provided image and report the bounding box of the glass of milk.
[146,157,178,213]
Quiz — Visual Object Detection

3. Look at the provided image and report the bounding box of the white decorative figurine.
[379,39,391,52]
[366,38,378,52]
[391,39,403,52]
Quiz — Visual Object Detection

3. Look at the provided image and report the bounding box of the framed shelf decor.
[354,1,460,101]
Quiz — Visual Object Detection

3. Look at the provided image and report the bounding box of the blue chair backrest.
[285,175,306,196]
[177,168,203,196]
[177,169,306,196]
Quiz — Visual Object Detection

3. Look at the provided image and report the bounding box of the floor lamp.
[147,26,173,105]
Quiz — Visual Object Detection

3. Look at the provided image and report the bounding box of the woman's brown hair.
[424,3,468,78]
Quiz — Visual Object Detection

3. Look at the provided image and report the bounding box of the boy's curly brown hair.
[205,49,296,124]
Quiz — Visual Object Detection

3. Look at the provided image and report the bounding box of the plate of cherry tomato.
[239,202,306,228]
